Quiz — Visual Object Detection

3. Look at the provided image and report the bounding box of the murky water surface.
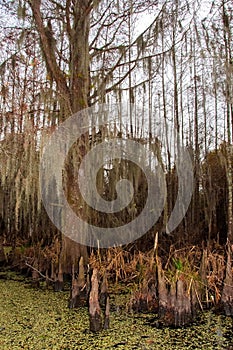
[0,272,232,349]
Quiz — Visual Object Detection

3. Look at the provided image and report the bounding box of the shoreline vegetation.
[0,270,232,350]
[0,239,232,338]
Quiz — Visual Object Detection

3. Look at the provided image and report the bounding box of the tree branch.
[25,262,55,282]
[29,0,71,111]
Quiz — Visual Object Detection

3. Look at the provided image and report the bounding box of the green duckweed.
[0,272,232,350]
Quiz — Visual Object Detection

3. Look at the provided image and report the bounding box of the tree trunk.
[220,1,233,316]
[29,0,91,298]
[29,0,90,114]
[221,243,233,316]
[29,0,71,114]
[69,1,90,112]
[0,237,6,265]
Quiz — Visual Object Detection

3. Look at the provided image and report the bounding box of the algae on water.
[0,275,232,350]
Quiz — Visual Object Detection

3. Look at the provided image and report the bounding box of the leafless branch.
[25,262,55,282]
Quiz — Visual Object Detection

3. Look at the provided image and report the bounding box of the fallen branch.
[25,262,54,283]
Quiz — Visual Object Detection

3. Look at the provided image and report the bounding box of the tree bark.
[29,0,91,297]
[29,0,90,114]
[69,1,90,112]
[0,237,6,265]
[157,258,194,327]
[221,243,233,316]
[29,0,72,114]
[69,256,87,308]
[89,268,102,332]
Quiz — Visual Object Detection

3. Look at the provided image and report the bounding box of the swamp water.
[0,272,232,350]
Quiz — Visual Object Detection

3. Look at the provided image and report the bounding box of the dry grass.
[89,242,230,309]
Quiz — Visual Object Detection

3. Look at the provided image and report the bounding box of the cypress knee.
[54,262,64,292]
[104,295,110,330]
[69,256,87,308]
[32,259,40,288]
[99,272,108,307]
[89,268,102,332]
[100,272,110,329]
